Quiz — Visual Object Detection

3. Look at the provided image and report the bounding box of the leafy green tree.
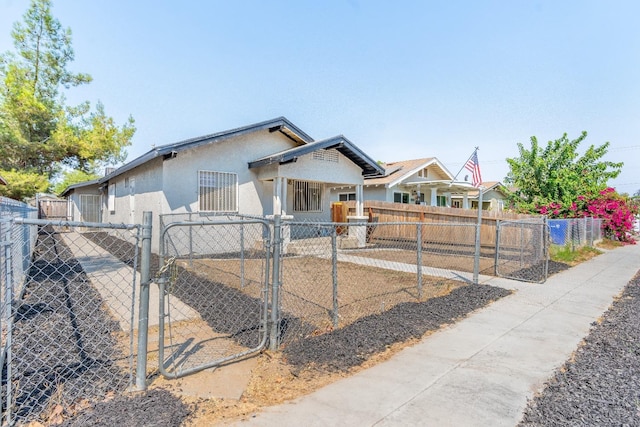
[504,132,623,212]
[0,169,49,200]
[0,0,135,200]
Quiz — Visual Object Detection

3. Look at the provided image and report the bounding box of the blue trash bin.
[548,219,567,245]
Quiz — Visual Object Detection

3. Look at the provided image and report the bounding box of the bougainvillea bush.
[537,188,638,244]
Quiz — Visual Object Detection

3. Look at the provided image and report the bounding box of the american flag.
[464,150,482,187]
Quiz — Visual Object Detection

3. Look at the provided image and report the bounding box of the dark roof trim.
[248,135,385,177]
[59,178,101,197]
[0,175,7,185]
[98,117,314,184]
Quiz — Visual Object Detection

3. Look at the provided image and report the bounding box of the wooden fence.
[37,199,69,220]
[342,200,543,249]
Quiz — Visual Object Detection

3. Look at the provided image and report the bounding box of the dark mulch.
[56,389,190,427]
[503,260,571,282]
[519,274,640,426]
[6,227,129,423]
[283,284,511,371]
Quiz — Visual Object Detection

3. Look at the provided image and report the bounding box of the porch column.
[281,177,288,216]
[355,184,364,217]
[430,188,438,206]
[345,184,367,248]
[273,176,283,215]
[445,192,452,208]
[462,193,469,209]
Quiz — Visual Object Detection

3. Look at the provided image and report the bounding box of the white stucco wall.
[361,186,387,202]
[67,184,102,222]
[161,129,294,218]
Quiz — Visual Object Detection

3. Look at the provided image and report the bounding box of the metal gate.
[158,219,271,378]
[495,218,549,283]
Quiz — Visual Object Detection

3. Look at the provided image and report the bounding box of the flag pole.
[451,146,479,183]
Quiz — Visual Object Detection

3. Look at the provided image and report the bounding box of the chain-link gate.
[1,217,142,426]
[158,219,271,378]
[495,218,549,283]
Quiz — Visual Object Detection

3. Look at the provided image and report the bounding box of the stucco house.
[452,181,509,211]
[62,117,384,250]
[330,157,476,208]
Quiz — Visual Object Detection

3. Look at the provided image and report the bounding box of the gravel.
[519,273,640,426]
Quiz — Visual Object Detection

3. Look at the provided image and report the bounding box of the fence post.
[473,188,484,284]
[416,223,423,299]
[543,217,549,281]
[331,227,339,327]
[3,225,14,424]
[269,214,282,351]
[240,220,245,288]
[135,211,153,391]
[494,220,500,276]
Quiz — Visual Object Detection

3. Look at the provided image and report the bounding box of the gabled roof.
[364,157,454,187]
[0,175,6,185]
[98,117,314,184]
[465,181,509,198]
[60,178,101,197]
[248,135,385,177]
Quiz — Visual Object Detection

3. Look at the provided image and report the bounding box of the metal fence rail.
[1,216,142,426]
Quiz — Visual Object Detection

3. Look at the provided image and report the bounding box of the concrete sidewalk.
[238,243,640,426]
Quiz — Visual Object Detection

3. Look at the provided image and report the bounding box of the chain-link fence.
[273,220,492,348]
[157,219,271,378]
[548,217,603,250]
[495,218,549,283]
[1,197,38,300]
[1,215,142,426]
[2,205,594,424]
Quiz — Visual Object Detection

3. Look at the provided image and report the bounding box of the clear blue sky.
[2,0,639,193]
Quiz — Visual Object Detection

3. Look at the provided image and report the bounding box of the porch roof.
[248,135,385,177]
[364,157,454,188]
[401,179,477,193]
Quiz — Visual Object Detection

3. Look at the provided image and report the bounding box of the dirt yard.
[43,232,514,426]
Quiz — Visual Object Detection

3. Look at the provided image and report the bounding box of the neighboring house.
[0,175,7,186]
[452,181,509,211]
[331,157,476,208]
[62,117,384,250]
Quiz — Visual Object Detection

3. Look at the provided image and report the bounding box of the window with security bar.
[199,171,238,212]
[293,180,323,212]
